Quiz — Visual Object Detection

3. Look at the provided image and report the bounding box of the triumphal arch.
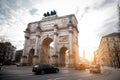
[21,11,79,67]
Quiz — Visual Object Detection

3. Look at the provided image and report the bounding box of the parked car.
[89,64,101,73]
[32,64,59,74]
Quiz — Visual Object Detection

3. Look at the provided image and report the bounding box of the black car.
[32,64,59,74]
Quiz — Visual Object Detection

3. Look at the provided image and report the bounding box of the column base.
[33,55,39,65]
[20,56,27,66]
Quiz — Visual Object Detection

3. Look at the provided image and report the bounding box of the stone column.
[68,22,73,67]
[33,32,40,65]
[20,33,29,65]
[53,24,59,66]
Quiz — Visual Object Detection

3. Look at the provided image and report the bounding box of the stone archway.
[59,47,68,67]
[40,37,53,64]
[28,49,34,65]
[21,13,79,67]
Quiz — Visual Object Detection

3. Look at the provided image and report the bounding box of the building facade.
[21,11,79,67]
[96,33,120,68]
[15,49,23,63]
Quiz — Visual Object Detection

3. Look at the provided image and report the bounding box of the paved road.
[0,65,120,80]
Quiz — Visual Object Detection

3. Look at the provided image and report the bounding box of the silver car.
[89,64,101,73]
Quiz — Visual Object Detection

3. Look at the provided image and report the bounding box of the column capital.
[25,36,29,39]
[36,35,40,38]
[25,32,30,39]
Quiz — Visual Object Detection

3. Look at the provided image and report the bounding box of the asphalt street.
[0,65,120,80]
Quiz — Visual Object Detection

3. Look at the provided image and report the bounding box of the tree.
[0,41,15,65]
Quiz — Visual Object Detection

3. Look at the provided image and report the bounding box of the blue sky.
[0,0,119,58]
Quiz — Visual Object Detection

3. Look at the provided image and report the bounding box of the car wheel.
[41,70,45,75]
[56,69,59,73]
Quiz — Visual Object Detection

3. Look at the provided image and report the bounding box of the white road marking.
[47,77,65,80]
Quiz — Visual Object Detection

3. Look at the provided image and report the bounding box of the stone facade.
[96,33,120,68]
[15,49,23,63]
[21,13,79,67]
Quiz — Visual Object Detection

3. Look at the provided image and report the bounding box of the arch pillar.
[68,22,74,67]
[53,24,59,66]
[20,33,29,65]
[33,32,40,65]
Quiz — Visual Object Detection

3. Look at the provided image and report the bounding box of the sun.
[79,47,94,62]
[85,51,94,61]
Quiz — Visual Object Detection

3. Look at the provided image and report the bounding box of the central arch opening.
[40,37,53,64]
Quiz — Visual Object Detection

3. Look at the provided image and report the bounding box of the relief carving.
[59,35,68,42]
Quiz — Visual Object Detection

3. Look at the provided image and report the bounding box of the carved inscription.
[41,21,55,30]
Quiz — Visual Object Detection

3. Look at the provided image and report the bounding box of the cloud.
[92,0,116,9]
[97,4,118,37]
[0,0,19,24]
[29,8,38,15]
